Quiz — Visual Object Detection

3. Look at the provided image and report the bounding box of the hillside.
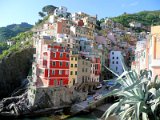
[0,22,33,41]
[110,10,160,28]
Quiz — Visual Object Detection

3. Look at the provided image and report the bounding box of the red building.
[36,43,70,87]
[87,55,101,82]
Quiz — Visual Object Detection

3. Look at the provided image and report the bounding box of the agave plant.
[102,56,160,120]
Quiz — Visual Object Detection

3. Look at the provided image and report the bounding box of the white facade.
[54,6,67,17]
[135,40,147,74]
[48,15,57,23]
[71,12,81,21]
[109,51,124,75]
[6,41,15,46]
[129,22,141,28]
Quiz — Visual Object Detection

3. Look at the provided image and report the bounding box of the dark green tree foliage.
[42,5,57,15]
[0,42,9,54]
[38,12,46,17]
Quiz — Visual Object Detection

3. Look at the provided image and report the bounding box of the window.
[116,61,118,64]
[71,64,73,67]
[112,57,114,59]
[66,62,69,67]
[112,61,114,64]
[117,57,118,59]
[54,79,57,86]
[39,69,44,74]
[70,71,73,75]
[86,68,87,72]
[82,76,85,83]
[96,58,98,63]
[75,64,77,67]
[53,53,56,58]
[59,70,62,75]
[82,61,84,65]
[82,68,84,72]
[66,54,69,58]
[60,62,62,66]
[60,53,63,57]
[85,76,87,81]
[112,52,114,55]
[71,57,74,60]
[60,79,63,86]
[75,71,77,75]
[52,70,55,75]
[116,67,118,71]
[75,57,77,61]
[52,62,56,66]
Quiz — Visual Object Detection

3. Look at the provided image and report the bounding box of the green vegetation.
[0,27,16,41]
[111,10,160,27]
[42,5,57,15]
[37,5,57,25]
[35,15,50,26]
[0,42,9,54]
[10,31,33,42]
[102,69,160,120]
[0,22,33,42]
[0,31,33,60]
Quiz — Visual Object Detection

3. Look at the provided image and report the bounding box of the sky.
[0,0,160,27]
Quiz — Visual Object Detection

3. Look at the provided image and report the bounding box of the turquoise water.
[66,114,97,120]
[22,116,97,120]
[21,114,98,120]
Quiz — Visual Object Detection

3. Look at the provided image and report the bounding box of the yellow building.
[69,54,79,88]
[69,53,91,88]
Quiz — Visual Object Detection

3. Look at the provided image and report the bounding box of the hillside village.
[27,6,159,107]
[31,6,136,89]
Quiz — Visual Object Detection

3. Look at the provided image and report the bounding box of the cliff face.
[0,48,33,99]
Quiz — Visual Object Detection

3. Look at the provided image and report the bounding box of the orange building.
[148,26,160,79]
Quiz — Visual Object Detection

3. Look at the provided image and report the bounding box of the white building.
[109,51,124,75]
[54,6,67,17]
[6,41,15,46]
[129,21,141,28]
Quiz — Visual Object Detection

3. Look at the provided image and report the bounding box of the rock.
[0,48,34,99]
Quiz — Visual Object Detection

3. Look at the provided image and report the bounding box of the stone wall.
[28,85,88,108]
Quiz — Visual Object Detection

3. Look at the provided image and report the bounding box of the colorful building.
[90,56,101,82]
[148,26,160,79]
[132,26,160,79]
[69,54,79,87]
[33,40,70,87]
[77,55,91,84]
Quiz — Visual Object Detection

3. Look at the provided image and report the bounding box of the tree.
[42,5,57,15]
[38,12,46,18]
